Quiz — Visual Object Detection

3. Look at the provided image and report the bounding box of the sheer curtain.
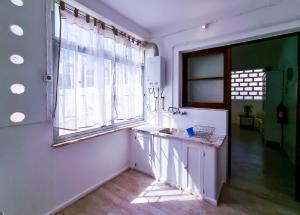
[114,37,144,122]
[54,10,108,136]
[54,8,144,137]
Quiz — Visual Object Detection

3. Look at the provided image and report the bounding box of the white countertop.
[132,125,226,148]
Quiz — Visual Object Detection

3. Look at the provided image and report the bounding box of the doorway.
[229,35,299,201]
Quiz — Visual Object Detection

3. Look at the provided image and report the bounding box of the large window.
[53,3,144,140]
[231,69,265,100]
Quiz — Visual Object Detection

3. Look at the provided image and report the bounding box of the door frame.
[177,31,299,200]
[226,32,300,201]
[296,33,300,201]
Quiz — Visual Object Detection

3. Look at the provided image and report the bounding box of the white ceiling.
[99,0,285,36]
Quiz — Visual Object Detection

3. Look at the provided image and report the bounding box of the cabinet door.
[186,145,204,196]
[181,145,189,191]
[133,132,153,176]
[152,136,161,179]
[160,137,182,187]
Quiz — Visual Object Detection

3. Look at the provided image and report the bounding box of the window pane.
[187,53,224,79]
[115,55,143,121]
[187,80,224,103]
[104,59,113,123]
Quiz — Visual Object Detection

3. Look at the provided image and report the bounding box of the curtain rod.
[57,0,144,46]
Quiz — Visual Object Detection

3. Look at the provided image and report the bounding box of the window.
[53,3,144,140]
[231,69,265,100]
[182,47,230,109]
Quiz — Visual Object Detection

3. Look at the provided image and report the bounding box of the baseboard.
[45,166,129,215]
[131,167,155,178]
[203,196,218,206]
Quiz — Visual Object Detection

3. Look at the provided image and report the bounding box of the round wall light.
[10,0,24,7]
[10,24,24,36]
[10,54,24,65]
[10,112,26,123]
[201,24,209,29]
[10,83,25,94]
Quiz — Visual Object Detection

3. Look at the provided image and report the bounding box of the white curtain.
[54,9,143,136]
[114,37,144,122]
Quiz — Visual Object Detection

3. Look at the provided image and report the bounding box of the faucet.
[168,107,187,115]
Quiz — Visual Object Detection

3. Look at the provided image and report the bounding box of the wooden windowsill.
[51,121,147,149]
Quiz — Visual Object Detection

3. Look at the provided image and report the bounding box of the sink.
[159,128,179,135]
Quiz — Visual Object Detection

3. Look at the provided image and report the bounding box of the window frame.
[52,5,145,143]
[182,47,231,109]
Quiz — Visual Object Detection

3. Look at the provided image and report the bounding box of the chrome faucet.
[168,107,187,115]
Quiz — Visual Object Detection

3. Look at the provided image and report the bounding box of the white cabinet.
[131,131,227,205]
[183,144,204,196]
[159,137,182,187]
[131,132,153,176]
[152,135,161,179]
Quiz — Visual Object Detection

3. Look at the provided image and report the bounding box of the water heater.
[146,56,165,88]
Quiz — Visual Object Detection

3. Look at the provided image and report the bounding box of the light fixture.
[10,83,25,94]
[10,0,24,7]
[10,112,25,123]
[201,24,209,29]
[10,54,24,65]
[9,24,24,36]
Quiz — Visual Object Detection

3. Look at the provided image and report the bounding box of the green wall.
[279,36,298,164]
[232,39,284,71]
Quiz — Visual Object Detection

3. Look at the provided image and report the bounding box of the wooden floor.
[57,125,300,214]
[56,168,300,215]
[230,125,296,201]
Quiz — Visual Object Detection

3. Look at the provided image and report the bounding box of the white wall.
[71,0,149,40]
[157,109,228,136]
[0,123,130,215]
[151,4,300,111]
[0,0,148,214]
[0,0,47,127]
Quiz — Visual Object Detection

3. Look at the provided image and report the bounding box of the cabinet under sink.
[130,130,227,206]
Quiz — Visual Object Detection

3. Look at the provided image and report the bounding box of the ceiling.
[99,0,285,36]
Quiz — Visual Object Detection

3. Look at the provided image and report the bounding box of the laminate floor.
[56,170,300,215]
[56,125,300,215]
[229,125,296,202]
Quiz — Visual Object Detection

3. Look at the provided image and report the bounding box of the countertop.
[132,125,226,148]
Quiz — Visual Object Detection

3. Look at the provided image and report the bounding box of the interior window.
[182,47,230,109]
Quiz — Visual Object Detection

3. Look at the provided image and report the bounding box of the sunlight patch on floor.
[131,181,199,204]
